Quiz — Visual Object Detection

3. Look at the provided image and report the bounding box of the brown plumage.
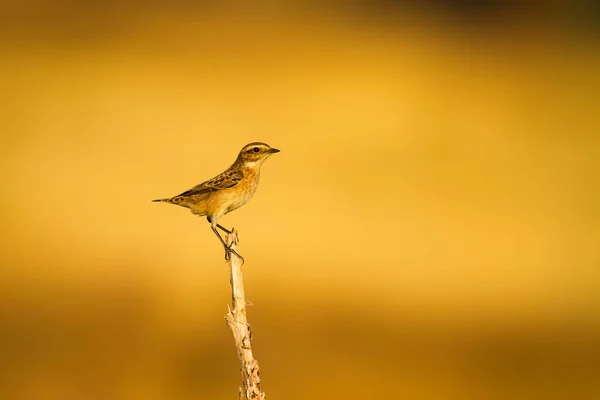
[153,142,280,262]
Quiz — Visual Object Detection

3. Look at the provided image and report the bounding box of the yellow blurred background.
[1,1,599,399]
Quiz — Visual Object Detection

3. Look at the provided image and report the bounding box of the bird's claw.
[224,245,244,265]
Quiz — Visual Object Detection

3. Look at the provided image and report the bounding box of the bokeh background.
[1,1,599,399]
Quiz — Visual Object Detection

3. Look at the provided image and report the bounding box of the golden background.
[1,1,599,399]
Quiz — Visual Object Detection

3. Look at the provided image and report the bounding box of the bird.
[153,142,280,263]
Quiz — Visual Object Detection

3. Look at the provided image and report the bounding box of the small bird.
[153,142,280,262]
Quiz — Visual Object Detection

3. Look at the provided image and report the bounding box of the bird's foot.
[224,245,244,265]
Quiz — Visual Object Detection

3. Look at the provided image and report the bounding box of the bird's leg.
[207,217,243,262]
[207,217,231,234]
[210,225,244,264]
[211,225,230,260]
[216,224,232,234]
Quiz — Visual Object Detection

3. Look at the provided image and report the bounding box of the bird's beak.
[269,148,280,153]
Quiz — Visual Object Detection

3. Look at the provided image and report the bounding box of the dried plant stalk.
[225,229,266,400]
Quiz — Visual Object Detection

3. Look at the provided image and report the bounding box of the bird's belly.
[200,187,253,217]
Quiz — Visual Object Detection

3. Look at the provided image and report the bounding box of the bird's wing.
[175,168,244,198]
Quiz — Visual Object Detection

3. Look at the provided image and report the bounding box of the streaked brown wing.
[175,168,244,198]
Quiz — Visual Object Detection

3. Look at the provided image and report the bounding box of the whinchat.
[153,142,280,262]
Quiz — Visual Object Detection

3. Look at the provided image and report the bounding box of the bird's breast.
[234,169,260,204]
[218,169,260,214]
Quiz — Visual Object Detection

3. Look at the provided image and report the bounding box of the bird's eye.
[252,147,260,153]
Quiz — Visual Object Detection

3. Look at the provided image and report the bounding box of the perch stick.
[225,229,266,400]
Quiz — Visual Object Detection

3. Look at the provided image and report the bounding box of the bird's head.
[236,142,280,166]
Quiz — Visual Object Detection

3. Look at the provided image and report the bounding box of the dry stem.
[225,229,266,400]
